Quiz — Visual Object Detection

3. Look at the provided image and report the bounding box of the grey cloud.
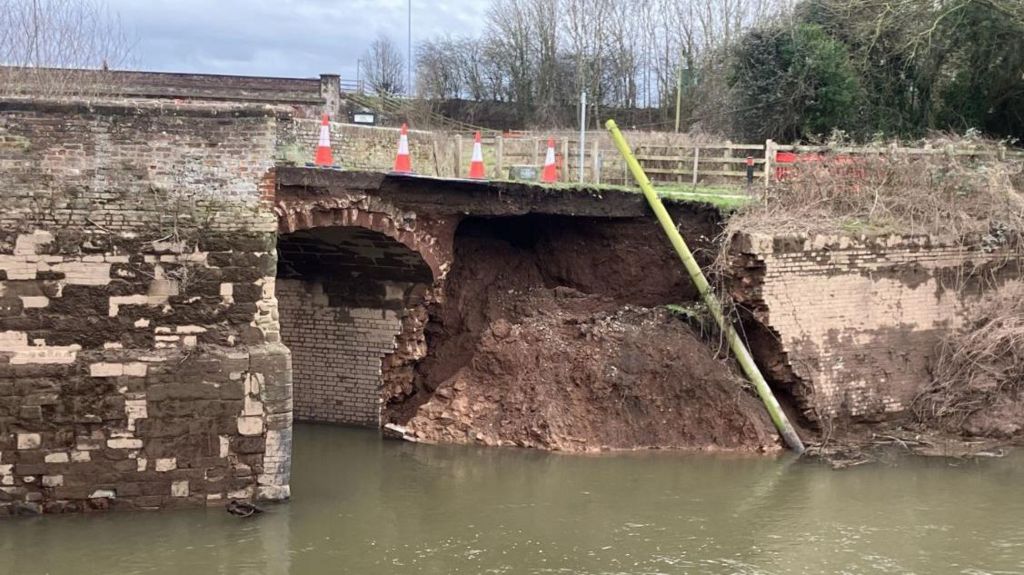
[107,0,488,79]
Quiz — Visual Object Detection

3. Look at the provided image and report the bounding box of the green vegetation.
[411,0,1024,143]
[731,23,861,142]
[534,180,751,210]
[654,185,751,209]
[731,0,1024,142]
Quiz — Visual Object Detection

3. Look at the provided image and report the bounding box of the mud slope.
[389,215,780,452]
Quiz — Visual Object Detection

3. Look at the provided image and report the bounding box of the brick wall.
[0,99,292,515]
[277,280,402,426]
[730,232,1022,424]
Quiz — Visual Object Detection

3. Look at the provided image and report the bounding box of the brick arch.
[274,197,455,282]
[273,195,458,428]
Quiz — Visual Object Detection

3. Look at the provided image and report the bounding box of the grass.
[528,180,753,210]
[654,184,752,209]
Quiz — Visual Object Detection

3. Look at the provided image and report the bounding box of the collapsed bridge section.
[272,170,780,450]
[277,226,432,426]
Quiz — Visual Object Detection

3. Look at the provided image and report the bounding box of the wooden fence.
[634,139,1024,187]
[634,142,766,187]
[331,122,1024,188]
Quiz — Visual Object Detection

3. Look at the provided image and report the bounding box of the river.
[2,424,1022,574]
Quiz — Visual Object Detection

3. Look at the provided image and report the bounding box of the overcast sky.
[107,0,487,80]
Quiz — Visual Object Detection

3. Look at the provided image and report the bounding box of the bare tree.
[0,0,133,97]
[487,0,536,118]
[413,0,788,127]
[361,34,405,96]
[416,35,463,99]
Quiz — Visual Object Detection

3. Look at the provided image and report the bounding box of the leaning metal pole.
[605,119,806,454]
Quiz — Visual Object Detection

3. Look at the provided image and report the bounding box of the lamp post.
[407,0,412,96]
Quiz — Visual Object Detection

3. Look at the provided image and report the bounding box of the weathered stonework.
[0,99,292,515]
[729,232,1022,424]
[276,119,445,175]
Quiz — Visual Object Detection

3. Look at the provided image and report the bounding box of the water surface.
[2,424,1022,574]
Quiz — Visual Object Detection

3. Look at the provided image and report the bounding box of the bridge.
[1,72,1013,516]
[0,94,721,514]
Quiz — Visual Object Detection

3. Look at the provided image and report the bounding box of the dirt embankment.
[384,215,781,452]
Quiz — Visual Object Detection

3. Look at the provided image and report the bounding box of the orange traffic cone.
[468,132,486,179]
[314,113,333,166]
[541,138,557,183]
[393,123,412,173]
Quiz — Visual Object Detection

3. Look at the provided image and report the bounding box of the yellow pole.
[605,119,805,454]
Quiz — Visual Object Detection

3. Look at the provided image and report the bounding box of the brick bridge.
[0,96,693,514]
[1,76,1017,516]
[271,168,661,428]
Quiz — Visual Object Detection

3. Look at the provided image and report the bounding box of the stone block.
[171,480,189,498]
[44,452,69,464]
[107,438,143,450]
[236,416,264,436]
[90,363,124,378]
[17,433,41,450]
[123,362,148,377]
[155,458,177,472]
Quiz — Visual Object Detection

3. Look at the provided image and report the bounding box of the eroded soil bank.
[384,214,781,452]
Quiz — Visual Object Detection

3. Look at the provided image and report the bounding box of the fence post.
[764,139,774,186]
[677,147,684,186]
[431,137,441,177]
[496,135,504,180]
[456,135,463,178]
[724,141,733,178]
[692,146,700,189]
[562,137,570,182]
[592,139,601,185]
[534,138,540,167]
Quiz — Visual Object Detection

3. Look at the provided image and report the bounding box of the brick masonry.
[277,280,403,426]
[0,99,292,515]
[729,232,1022,424]
[275,221,435,427]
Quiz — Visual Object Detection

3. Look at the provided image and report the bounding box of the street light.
[407,0,412,96]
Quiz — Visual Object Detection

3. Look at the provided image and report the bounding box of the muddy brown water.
[2,424,1022,574]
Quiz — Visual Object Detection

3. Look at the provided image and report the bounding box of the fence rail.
[635,142,767,186]
[634,139,1024,187]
